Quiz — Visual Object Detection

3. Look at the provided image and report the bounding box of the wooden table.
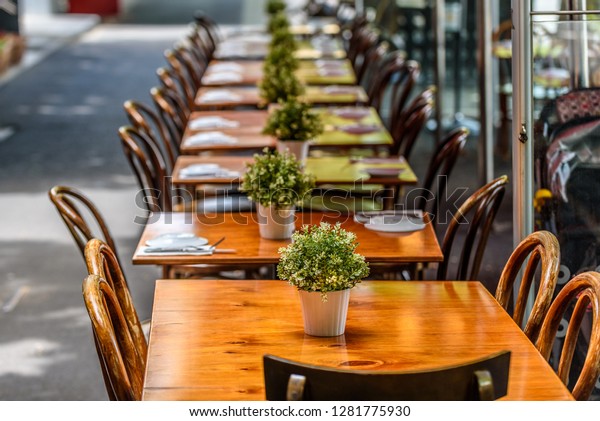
[202,59,356,86]
[179,107,392,154]
[171,155,417,188]
[142,280,574,401]
[194,86,368,110]
[132,212,442,266]
[213,37,346,61]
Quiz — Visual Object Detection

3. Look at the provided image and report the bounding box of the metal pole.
[477,0,494,185]
[571,0,590,87]
[512,0,534,317]
[433,0,445,143]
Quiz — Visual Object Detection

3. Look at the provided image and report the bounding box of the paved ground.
[0,13,514,401]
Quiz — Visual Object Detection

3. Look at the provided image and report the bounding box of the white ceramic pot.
[298,289,350,337]
[257,203,295,240]
[277,140,310,164]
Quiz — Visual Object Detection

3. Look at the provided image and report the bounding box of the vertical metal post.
[355,0,364,15]
[433,0,445,143]
[477,0,494,185]
[570,0,589,87]
[512,0,534,317]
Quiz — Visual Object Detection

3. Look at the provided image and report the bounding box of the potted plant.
[266,0,286,15]
[263,97,324,162]
[278,222,370,336]
[241,148,315,240]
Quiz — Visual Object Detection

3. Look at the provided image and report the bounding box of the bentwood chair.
[436,175,508,281]
[535,271,600,400]
[157,65,196,113]
[49,186,120,264]
[150,86,189,141]
[263,351,511,401]
[495,230,560,343]
[82,274,145,401]
[391,85,435,158]
[123,99,179,171]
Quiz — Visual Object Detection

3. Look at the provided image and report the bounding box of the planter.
[277,140,310,164]
[299,289,350,336]
[257,203,295,239]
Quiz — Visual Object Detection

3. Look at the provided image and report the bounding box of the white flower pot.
[257,203,296,240]
[299,289,350,337]
[277,140,310,164]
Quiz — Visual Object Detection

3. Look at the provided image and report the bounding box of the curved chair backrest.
[150,86,189,141]
[48,186,118,261]
[163,49,197,110]
[84,238,147,361]
[412,127,469,230]
[264,351,511,401]
[123,98,178,171]
[437,175,509,281]
[157,63,196,111]
[367,54,419,131]
[356,41,389,87]
[347,26,379,68]
[535,271,600,400]
[119,125,173,213]
[495,230,560,343]
[193,12,222,52]
[188,25,215,64]
[390,86,435,158]
[82,274,145,401]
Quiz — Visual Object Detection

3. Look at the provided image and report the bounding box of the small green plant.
[270,26,297,51]
[259,63,304,105]
[241,148,315,208]
[278,222,370,298]
[266,0,286,15]
[268,11,290,34]
[263,98,324,141]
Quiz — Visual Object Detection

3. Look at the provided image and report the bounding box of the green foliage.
[241,148,315,208]
[270,26,297,51]
[278,223,370,297]
[263,98,324,141]
[268,11,290,34]
[266,0,286,15]
[259,62,304,104]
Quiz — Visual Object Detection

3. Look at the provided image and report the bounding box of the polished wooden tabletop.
[202,59,356,86]
[132,212,442,266]
[194,86,368,110]
[172,155,417,186]
[180,107,392,153]
[142,280,574,401]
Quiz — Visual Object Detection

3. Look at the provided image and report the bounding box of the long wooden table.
[214,37,346,61]
[133,212,442,267]
[142,280,574,400]
[180,107,393,154]
[202,59,357,86]
[194,85,368,110]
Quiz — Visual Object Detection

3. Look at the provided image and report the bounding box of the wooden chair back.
[390,86,435,158]
[495,230,560,342]
[356,41,389,87]
[82,274,145,401]
[264,351,511,401]
[193,12,222,53]
[535,271,600,400]
[411,127,468,230]
[157,63,196,111]
[84,238,147,361]
[437,175,508,281]
[347,26,379,68]
[123,99,179,171]
[150,85,189,140]
[48,186,117,260]
[119,125,174,213]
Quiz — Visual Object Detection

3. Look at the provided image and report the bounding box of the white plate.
[331,107,371,120]
[339,124,380,135]
[179,163,221,176]
[145,233,208,247]
[363,167,404,178]
[365,215,425,233]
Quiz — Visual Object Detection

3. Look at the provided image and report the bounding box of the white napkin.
[318,68,347,76]
[209,62,244,72]
[197,90,242,103]
[185,131,239,146]
[189,116,240,130]
[179,163,240,179]
[323,86,359,95]
[202,72,243,84]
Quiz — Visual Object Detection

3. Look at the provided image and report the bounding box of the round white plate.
[145,233,209,247]
[365,216,425,233]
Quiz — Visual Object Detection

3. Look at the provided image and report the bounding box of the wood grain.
[132,212,443,266]
[142,280,574,401]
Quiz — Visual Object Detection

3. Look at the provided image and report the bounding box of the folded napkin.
[186,131,239,146]
[331,107,371,120]
[209,62,244,73]
[318,68,347,76]
[202,72,243,84]
[315,59,344,68]
[179,163,240,179]
[354,210,424,225]
[323,86,359,95]
[198,90,242,103]
[338,124,381,135]
[189,116,240,130]
[140,246,214,256]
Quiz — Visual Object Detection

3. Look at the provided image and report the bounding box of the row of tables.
[134,19,573,401]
